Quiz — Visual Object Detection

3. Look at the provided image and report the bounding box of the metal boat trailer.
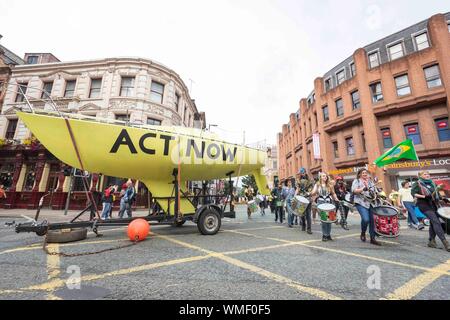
[12,170,237,237]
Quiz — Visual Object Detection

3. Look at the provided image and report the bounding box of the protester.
[245,186,255,219]
[295,168,313,234]
[101,185,115,219]
[311,172,339,241]
[398,181,424,230]
[271,182,285,223]
[119,180,135,218]
[283,180,296,228]
[352,169,381,246]
[334,177,350,230]
[411,171,450,251]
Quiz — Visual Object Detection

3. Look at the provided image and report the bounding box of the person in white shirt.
[398,180,424,230]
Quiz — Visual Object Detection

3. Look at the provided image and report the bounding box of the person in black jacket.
[411,171,450,252]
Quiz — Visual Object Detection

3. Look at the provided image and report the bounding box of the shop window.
[23,165,36,192]
[404,123,422,145]
[0,163,14,190]
[435,118,449,142]
[381,128,393,149]
[73,172,92,192]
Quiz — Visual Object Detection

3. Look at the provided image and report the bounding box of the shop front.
[385,157,450,197]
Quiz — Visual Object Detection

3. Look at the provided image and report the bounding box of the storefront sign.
[385,158,450,170]
[329,165,367,176]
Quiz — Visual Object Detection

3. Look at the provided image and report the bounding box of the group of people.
[100,180,136,220]
[262,167,450,251]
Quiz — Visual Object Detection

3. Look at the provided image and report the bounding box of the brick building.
[0,55,206,210]
[278,13,450,195]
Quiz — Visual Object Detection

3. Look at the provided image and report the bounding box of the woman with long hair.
[411,171,449,251]
[311,172,339,241]
[351,169,381,246]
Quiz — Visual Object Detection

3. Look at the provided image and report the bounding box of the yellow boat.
[16,110,270,218]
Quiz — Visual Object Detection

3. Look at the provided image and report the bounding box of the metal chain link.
[42,227,140,257]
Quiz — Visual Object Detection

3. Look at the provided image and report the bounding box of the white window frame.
[349,61,356,77]
[411,29,431,51]
[367,49,381,69]
[63,79,77,98]
[150,80,165,104]
[41,80,54,99]
[394,74,411,97]
[423,64,442,89]
[88,78,103,99]
[386,39,405,61]
[324,76,332,92]
[335,67,346,86]
[119,75,136,97]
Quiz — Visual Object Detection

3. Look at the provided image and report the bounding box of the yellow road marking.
[156,233,341,300]
[385,259,450,300]
[24,255,210,292]
[299,243,450,276]
[45,243,62,300]
[46,244,60,280]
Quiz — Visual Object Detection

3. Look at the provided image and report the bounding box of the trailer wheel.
[197,208,221,235]
[46,228,88,244]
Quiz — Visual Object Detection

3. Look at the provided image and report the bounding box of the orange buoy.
[127,219,150,242]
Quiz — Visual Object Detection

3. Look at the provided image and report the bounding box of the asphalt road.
[0,205,449,300]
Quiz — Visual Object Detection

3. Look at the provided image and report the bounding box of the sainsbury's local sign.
[385,158,450,170]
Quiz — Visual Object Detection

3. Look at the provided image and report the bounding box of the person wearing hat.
[334,177,350,230]
[295,168,314,234]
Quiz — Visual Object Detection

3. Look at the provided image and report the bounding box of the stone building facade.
[278,13,450,195]
[0,56,206,209]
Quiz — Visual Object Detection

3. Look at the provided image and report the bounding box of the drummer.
[283,180,296,227]
[334,176,350,230]
[271,182,285,223]
[311,172,339,241]
[411,170,450,252]
[245,186,255,219]
[351,169,381,246]
[295,168,313,234]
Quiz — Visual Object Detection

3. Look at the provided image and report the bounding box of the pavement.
[0,205,449,300]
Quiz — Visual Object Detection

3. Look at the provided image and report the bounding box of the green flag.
[373,139,418,167]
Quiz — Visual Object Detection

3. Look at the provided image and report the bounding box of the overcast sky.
[1,0,448,146]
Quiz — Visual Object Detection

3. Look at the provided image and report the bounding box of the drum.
[372,205,399,238]
[437,207,450,235]
[437,206,450,220]
[247,200,258,213]
[317,203,337,223]
[292,196,310,217]
[344,193,351,203]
